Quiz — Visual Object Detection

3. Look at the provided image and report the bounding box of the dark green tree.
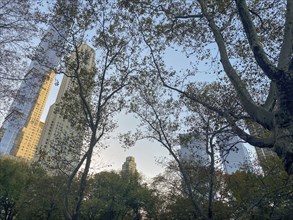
[0,158,50,219]
[16,174,67,220]
[81,171,159,220]
[152,161,231,220]
[0,158,31,220]
[224,157,293,219]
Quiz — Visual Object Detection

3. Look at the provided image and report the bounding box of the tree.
[0,0,138,218]
[81,171,158,220]
[121,76,233,219]
[224,157,293,219]
[42,1,141,219]
[0,0,41,117]
[1,1,135,219]
[16,174,68,220]
[0,158,78,220]
[0,157,36,220]
[35,43,96,176]
[119,0,293,174]
[17,176,63,220]
[152,161,231,220]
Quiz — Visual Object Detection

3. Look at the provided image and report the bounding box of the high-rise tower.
[255,147,276,161]
[246,122,277,162]
[179,133,210,166]
[0,0,77,157]
[122,156,137,175]
[36,43,96,174]
[13,71,55,160]
[217,135,252,174]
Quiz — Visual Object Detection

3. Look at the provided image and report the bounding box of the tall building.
[0,0,76,157]
[13,71,55,160]
[255,147,276,161]
[179,133,210,166]
[217,134,252,174]
[122,156,137,175]
[247,122,277,161]
[36,43,96,174]
[179,133,252,174]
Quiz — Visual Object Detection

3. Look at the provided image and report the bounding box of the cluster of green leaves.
[81,171,159,220]
[0,158,30,220]
[1,155,293,220]
[0,158,67,220]
[0,158,159,220]
[152,160,231,220]
[224,157,293,219]
[153,157,293,219]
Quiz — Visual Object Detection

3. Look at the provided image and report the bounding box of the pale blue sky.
[40,45,258,179]
[41,48,195,178]
[34,1,222,179]
[41,84,169,178]
[0,0,259,179]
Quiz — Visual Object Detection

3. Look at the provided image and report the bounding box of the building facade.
[217,135,252,174]
[179,133,210,166]
[13,71,55,160]
[246,121,277,162]
[255,147,276,161]
[0,0,75,157]
[122,156,137,175]
[35,43,96,174]
[179,133,252,174]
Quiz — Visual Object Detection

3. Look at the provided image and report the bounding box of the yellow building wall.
[15,70,54,160]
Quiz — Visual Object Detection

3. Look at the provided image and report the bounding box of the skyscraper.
[13,71,55,160]
[0,0,77,157]
[246,122,277,162]
[255,147,276,161]
[179,133,210,166]
[179,133,252,174]
[122,156,137,175]
[36,43,96,174]
[217,135,252,174]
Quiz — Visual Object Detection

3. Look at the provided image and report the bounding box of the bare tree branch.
[198,0,274,130]
[235,0,279,78]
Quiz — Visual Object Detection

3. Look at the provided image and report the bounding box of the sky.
[40,47,199,179]
[41,82,170,179]
[39,43,221,179]
[41,79,258,179]
[40,51,189,179]
[25,1,216,179]
[1,0,258,179]
[0,41,259,180]
[39,45,258,179]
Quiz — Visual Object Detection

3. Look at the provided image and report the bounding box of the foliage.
[16,174,67,220]
[0,158,50,219]
[0,158,32,220]
[35,43,96,175]
[152,156,293,219]
[0,156,293,219]
[2,0,293,219]
[152,160,230,220]
[81,171,159,220]
[224,157,293,219]
[119,0,293,174]
[28,1,141,218]
[0,0,41,117]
